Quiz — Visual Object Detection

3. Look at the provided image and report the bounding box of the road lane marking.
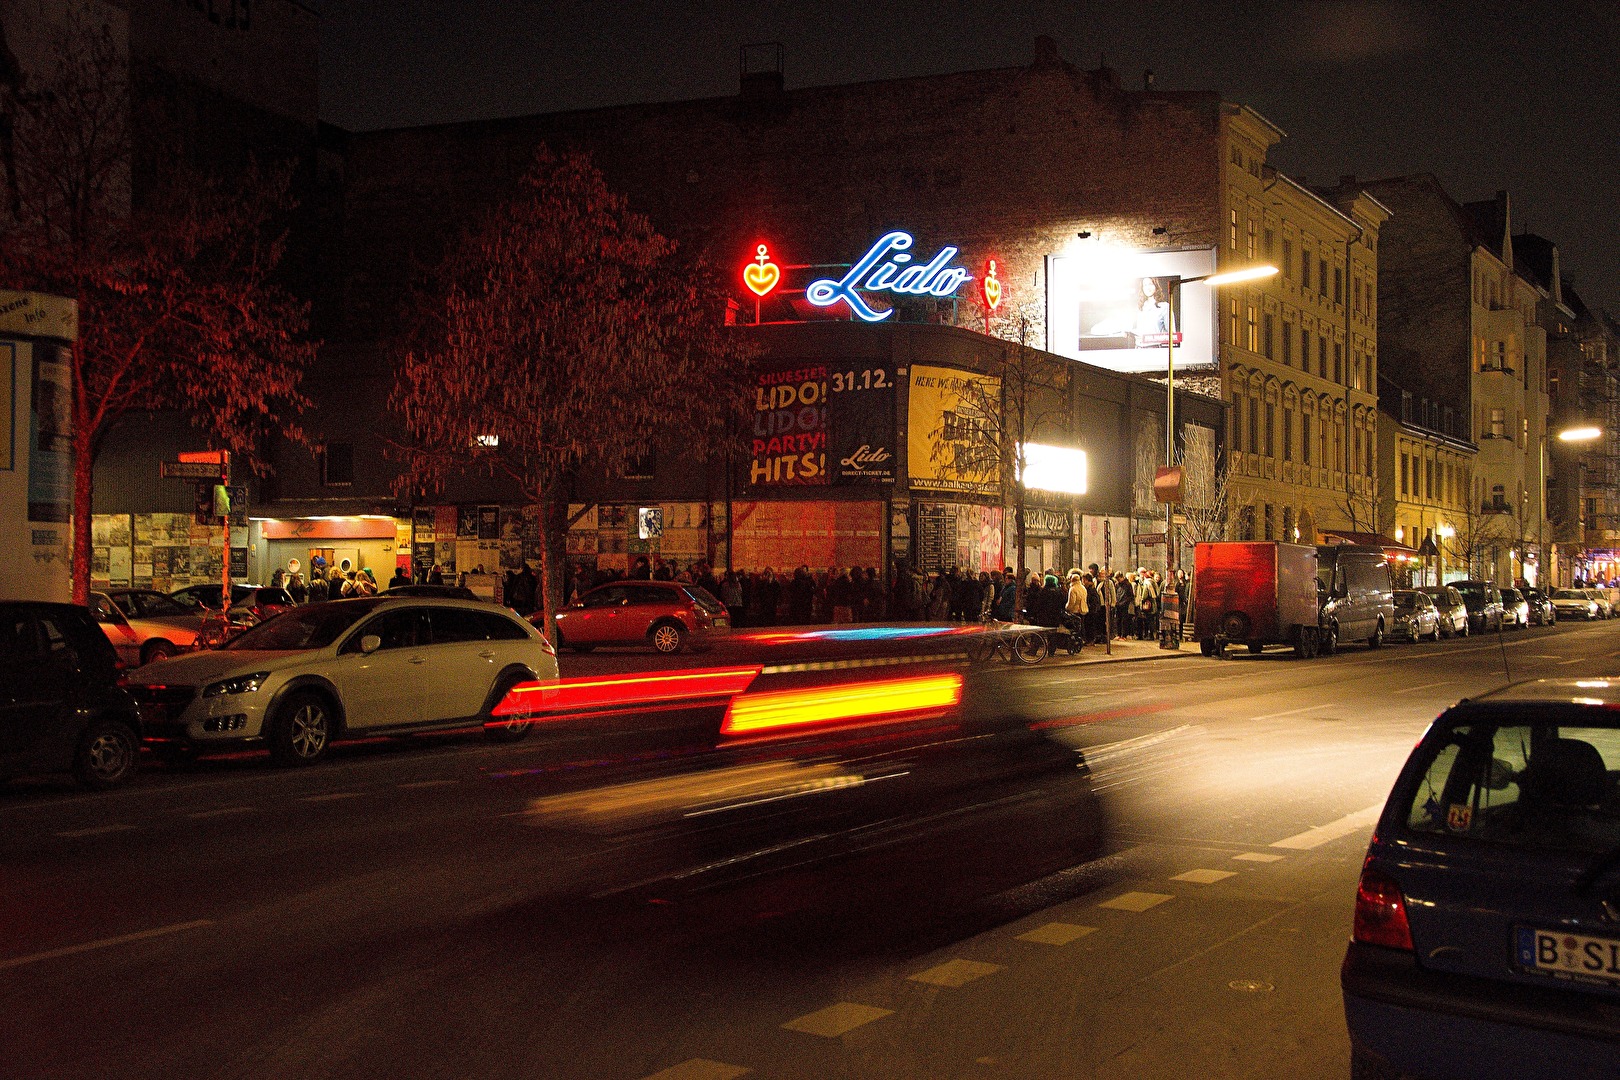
[1269,802,1384,849]
[0,919,214,971]
[1017,923,1097,946]
[54,823,135,838]
[1030,702,1165,730]
[1098,891,1174,912]
[640,1061,750,1080]
[187,807,255,819]
[782,1002,893,1037]
[1248,704,1328,721]
[1392,679,1459,694]
[908,959,1003,987]
[1172,869,1237,884]
[398,779,459,789]
[1233,852,1285,863]
[299,792,362,803]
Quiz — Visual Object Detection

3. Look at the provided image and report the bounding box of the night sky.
[319,1,1619,314]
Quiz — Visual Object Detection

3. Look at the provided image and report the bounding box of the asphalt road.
[5,618,1618,1079]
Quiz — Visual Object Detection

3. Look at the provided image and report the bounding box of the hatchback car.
[92,590,205,666]
[0,602,140,789]
[1392,590,1441,643]
[124,597,558,765]
[1521,588,1557,627]
[1452,581,1505,634]
[1583,589,1613,619]
[549,581,730,654]
[1553,589,1602,620]
[1343,681,1620,1080]
[1500,588,1531,630]
[1420,585,1470,638]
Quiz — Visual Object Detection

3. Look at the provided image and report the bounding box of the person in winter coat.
[994,570,1018,621]
[788,566,816,624]
[1030,573,1066,628]
[752,568,781,626]
[927,573,951,621]
[1134,570,1159,639]
[1062,570,1088,651]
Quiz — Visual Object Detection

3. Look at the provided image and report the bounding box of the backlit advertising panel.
[1046,246,1218,374]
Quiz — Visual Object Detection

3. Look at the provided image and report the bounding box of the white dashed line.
[188,807,255,819]
[0,919,214,971]
[1270,803,1384,849]
[55,823,136,838]
[299,792,362,803]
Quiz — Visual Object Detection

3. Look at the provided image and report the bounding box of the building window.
[1491,484,1507,511]
[1265,402,1276,457]
[1488,407,1505,438]
[1264,503,1275,541]
[1246,305,1258,352]
[1318,335,1329,378]
[1550,370,1560,402]
[1401,453,1410,496]
[1229,298,1240,345]
[1353,277,1361,315]
[1264,227,1275,257]
[1231,146,1243,167]
[1282,239,1293,279]
[1521,415,1529,448]
[1333,266,1343,305]
[1262,312,1275,359]
[1247,217,1257,259]
[319,442,354,487]
[1230,208,1239,250]
[1282,409,1293,461]
[1401,391,1413,423]
[1443,406,1455,435]
[1426,459,1434,501]
[1282,506,1295,540]
[1249,395,1260,455]
[1302,414,1312,464]
[1301,249,1312,290]
[1282,322,1293,365]
[1239,505,1255,540]
[1587,497,1597,520]
[1319,258,1329,296]
[1300,328,1310,371]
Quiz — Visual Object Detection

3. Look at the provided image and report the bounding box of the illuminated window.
[1230,209,1239,250]
[1247,218,1257,259]
[1246,305,1258,352]
[1488,408,1505,438]
[1229,298,1240,344]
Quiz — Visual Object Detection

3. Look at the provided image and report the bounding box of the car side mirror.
[359,634,382,655]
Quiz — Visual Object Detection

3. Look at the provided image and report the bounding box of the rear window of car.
[1403,712,1620,854]
[682,586,726,614]
[1555,590,1586,600]
[226,600,382,650]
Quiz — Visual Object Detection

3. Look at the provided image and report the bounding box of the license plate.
[713,617,729,627]
[1517,926,1620,987]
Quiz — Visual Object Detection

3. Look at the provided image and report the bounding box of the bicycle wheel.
[1012,631,1049,664]
[967,631,997,663]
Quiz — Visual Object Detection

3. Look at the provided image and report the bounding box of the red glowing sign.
[743,243,781,298]
[982,258,1002,312]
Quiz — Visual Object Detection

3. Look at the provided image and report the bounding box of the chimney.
[739,42,785,99]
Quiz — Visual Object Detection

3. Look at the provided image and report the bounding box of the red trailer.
[1193,542,1323,658]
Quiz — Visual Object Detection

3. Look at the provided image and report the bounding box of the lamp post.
[1158,263,1277,648]
[1548,425,1604,587]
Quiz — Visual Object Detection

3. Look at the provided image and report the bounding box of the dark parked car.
[1452,580,1505,633]
[1343,680,1620,1080]
[0,602,140,789]
[1521,587,1557,626]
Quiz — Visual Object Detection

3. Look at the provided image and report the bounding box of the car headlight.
[203,671,271,697]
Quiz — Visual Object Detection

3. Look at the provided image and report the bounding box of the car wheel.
[72,720,137,789]
[1200,638,1216,657]
[1407,623,1420,644]
[141,640,176,666]
[1320,624,1337,656]
[269,690,333,766]
[650,622,686,654]
[484,673,534,742]
[1368,621,1384,649]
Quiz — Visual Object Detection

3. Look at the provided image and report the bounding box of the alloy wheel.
[85,731,132,780]
[652,625,683,653]
[290,703,329,759]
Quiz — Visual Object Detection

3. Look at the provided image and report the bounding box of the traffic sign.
[162,461,226,480]
[1133,532,1167,545]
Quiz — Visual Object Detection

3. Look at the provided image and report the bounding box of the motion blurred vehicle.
[1499,587,1531,630]
[170,583,295,624]
[1342,680,1620,1080]
[1420,585,1470,638]
[384,583,479,601]
[1192,541,1325,658]
[1552,589,1601,620]
[124,597,558,765]
[92,590,204,666]
[1583,589,1613,619]
[1521,587,1557,626]
[1317,544,1396,651]
[495,624,1103,902]
[548,580,730,654]
[0,602,140,789]
[1392,590,1441,643]
[1452,581,1505,634]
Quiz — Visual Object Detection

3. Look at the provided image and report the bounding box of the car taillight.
[537,633,556,655]
[1353,865,1413,951]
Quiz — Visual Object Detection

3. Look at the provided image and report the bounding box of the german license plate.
[1517,926,1620,987]
[713,617,729,627]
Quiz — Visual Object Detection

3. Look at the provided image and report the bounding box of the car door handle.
[408,655,427,665]
[477,650,495,660]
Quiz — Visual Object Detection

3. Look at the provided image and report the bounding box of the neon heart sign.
[743,243,780,297]
[982,258,1002,311]
[805,231,972,322]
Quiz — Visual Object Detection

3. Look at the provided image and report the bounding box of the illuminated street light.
[1559,426,1602,442]
[1200,265,1281,288]
[1539,425,1605,587]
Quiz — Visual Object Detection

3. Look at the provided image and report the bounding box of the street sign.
[1133,532,1167,545]
[162,461,226,480]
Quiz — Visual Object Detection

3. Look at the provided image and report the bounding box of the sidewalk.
[1035,635,1198,667]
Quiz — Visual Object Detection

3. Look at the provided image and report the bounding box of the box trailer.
[1192,542,1324,658]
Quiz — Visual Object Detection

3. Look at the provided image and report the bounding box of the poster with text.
[748,363,896,487]
[907,365,1001,495]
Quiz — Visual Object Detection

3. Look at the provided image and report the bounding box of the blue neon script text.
[805,231,972,322]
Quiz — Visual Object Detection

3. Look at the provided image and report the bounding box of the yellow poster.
[907,365,1001,495]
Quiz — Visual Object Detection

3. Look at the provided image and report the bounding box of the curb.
[1040,645,1198,667]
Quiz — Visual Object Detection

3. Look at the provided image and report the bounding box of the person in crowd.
[1079,571,1102,643]
[697,563,721,600]
[721,570,744,625]
[286,568,307,605]
[1030,572,1066,628]
[1134,568,1159,639]
[426,564,444,586]
[927,572,951,621]
[994,569,1017,621]
[751,567,781,626]
[270,567,286,589]
[1062,569,1088,652]
[630,556,651,581]
[652,557,673,581]
[828,568,853,623]
[307,567,329,603]
[787,566,815,624]
[388,566,410,590]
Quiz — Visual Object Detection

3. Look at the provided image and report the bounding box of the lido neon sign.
[804,231,972,322]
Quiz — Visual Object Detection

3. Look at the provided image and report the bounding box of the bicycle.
[966,618,1050,664]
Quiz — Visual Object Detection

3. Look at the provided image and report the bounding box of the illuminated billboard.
[1046,246,1218,374]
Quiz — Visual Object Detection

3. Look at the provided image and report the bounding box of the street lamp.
[1159,263,1277,648]
[1541,424,1603,588]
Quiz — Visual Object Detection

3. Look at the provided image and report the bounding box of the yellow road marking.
[1233,852,1285,862]
[1098,891,1174,912]
[908,958,1003,987]
[782,1002,893,1037]
[1016,922,1098,946]
[1172,869,1237,884]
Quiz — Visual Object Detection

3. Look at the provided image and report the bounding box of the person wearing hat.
[1062,569,1088,652]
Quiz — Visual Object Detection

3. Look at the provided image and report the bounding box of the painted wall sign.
[805,231,971,322]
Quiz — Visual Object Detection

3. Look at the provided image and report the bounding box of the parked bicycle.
[966,619,1050,664]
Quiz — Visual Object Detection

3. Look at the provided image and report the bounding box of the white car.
[124,597,558,765]
[1552,589,1601,620]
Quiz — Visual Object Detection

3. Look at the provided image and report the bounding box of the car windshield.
[1403,712,1620,854]
[138,593,189,617]
[1555,590,1586,600]
[1454,584,1488,609]
[682,586,727,614]
[224,600,382,650]
[1394,592,1420,608]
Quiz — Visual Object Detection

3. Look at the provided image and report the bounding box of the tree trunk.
[536,494,569,642]
[71,357,94,606]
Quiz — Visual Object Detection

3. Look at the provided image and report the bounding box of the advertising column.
[0,291,78,602]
